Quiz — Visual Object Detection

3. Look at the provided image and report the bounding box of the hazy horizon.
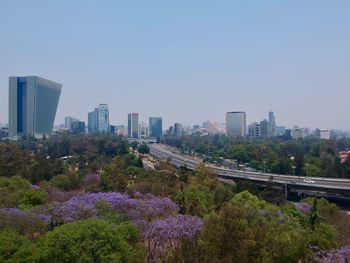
[1,1,349,130]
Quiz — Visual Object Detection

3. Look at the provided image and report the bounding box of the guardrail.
[150,145,350,191]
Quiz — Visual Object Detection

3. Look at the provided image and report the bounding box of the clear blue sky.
[0,1,349,130]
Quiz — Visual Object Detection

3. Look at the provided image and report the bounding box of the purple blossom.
[142,215,203,262]
[48,192,179,224]
[295,202,312,213]
[134,192,178,220]
[316,245,350,263]
[29,184,40,190]
[0,208,24,216]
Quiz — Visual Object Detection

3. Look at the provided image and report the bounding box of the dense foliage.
[0,134,349,262]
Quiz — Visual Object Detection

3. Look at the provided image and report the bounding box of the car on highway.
[303,179,315,184]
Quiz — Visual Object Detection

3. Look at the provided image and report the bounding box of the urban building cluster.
[3,75,345,145]
[65,111,163,139]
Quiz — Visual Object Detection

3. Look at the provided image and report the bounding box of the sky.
[0,1,349,130]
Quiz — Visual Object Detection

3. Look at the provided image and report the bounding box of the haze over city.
[0,1,349,130]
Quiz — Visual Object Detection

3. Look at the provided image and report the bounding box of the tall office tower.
[226,111,246,137]
[174,123,183,136]
[98,104,109,134]
[260,119,272,139]
[9,76,62,138]
[268,111,276,137]
[149,117,162,137]
[88,108,99,133]
[128,113,139,138]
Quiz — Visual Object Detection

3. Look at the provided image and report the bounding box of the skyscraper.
[268,111,276,137]
[128,113,139,138]
[88,108,99,133]
[9,76,62,138]
[174,123,183,136]
[226,112,246,137]
[98,104,109,134]
[149,117,162,137]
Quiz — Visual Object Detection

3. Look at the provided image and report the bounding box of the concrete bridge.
[149,144,350,204]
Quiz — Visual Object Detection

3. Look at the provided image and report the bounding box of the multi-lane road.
[149,144,350,198]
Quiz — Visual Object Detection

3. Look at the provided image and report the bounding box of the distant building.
[9,76,62,138]
[116,125,126,136]
[292,128,304,139]
[128,113,139,138]
[268,111,276,137]
[285,129,292,139]
[139,122,149,138]
[65,116,77,131]
[260,119,273,139]
[71,121,85,134]
[167,125,174,135]
[174,123,183,136]
[249,122,261,140]
[207,119,222,134]
[88,108,99,133]
[110,125,116,134]
[315,129,330,140]
[149,117,162,137]
[276,126,286,136]
[226,112,246,137]
[98,104,109,133]
[0,127,9,139]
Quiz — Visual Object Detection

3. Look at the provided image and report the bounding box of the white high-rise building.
[226,112,246,137]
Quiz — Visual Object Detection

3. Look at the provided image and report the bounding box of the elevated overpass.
[149,144,350,202]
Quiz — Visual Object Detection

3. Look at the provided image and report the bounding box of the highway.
[149,144,350,194]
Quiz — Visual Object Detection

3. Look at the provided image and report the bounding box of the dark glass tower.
[9,76,62,138]
[149,117,162,137]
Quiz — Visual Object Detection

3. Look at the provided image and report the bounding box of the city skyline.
[0,1,349,130]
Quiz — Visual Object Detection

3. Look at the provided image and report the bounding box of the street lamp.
[263,161,267,174]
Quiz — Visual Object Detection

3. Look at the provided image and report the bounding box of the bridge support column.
[284,184,288,198]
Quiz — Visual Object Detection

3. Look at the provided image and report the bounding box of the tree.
[175,186,213,217]
[137,144,150,155]
[101,157,128,192]
[260,176,286,205]
[229,145,250,163]
[0,176,31,208]
[35,219,134,263]
[19,189,48,210]
[0,144,28,177]
[0,230,35,263]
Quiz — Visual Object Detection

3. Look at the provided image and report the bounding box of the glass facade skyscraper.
[128,113,139,138]
[149,117,162,137]
[88,108,99,133]
[9,76,62,138]
[98,104,109,134]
